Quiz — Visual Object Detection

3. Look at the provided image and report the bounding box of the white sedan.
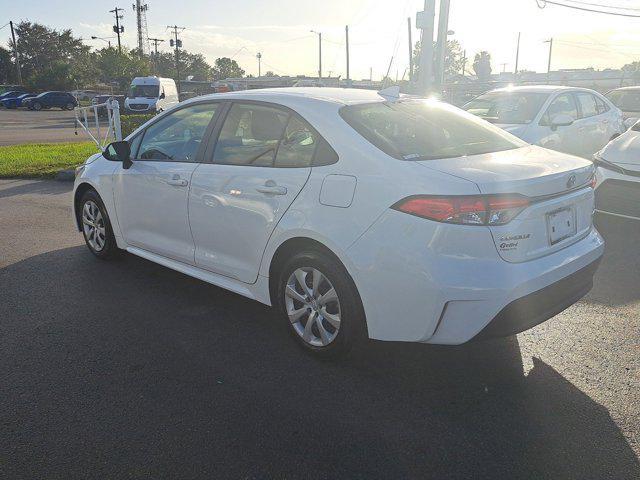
[464,86,624,158]
[594,120,640,220]
[73,88,604,357]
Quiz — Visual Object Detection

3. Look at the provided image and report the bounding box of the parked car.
[463,86,624,158]
[594,120,640,220]
[91,94,126,118]
[0,93,35,109]
[0,85,26,95]
[0,89,29,102]
[73,88,604,357]
[71,90,100,101]
[23,91,78,111]
[605,86,640,129]
[125,76,179,113]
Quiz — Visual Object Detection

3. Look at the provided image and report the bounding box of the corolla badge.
[566,174,576,189]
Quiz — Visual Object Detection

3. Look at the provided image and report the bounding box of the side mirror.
[551,114,574,130]
[103,141,132,168]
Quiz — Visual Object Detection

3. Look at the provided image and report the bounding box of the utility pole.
[345,25,350,86]
[9,21,22,85]
[514,32,521,75]
[168,25,185,93]
[407,17,413,83]
[256,52,262,77]
[110,7,124,54]
[416,0,436,95]
[149,38,164,74]
[310,30,322,81]
[544,37,553,83]
[501,62,508,73]
[434,0,451,89]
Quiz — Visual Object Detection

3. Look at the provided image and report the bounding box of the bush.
[120,114,156,138]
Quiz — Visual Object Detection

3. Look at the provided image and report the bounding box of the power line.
[560,0,640,12]
[536,0,640,17]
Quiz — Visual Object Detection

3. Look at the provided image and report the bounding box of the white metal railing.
[74,98,122,150]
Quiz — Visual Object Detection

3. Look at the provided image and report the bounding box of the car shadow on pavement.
[1,246,638,479]
[0,178,72,199]
[588,213,640,306]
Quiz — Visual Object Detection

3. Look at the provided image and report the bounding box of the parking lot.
[0,178,638,479]
[0,108,83,146]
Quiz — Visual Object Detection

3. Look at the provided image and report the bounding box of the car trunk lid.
[415,145,596,262]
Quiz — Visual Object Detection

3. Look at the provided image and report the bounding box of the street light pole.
[310,30,322,81]
[544,37,553,83]
[256,52,262,77]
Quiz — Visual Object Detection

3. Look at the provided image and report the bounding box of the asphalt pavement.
[0,109,85,146]
[0,179,638,479]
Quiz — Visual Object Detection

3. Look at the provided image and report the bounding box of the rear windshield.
[339,100,525,161]
[129,85,159,98]
[463,91,549,124]
[606,90,640,112]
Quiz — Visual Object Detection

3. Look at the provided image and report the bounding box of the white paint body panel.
[73,87,605,345]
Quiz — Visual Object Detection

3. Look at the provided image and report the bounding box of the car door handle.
[167,178,188,187]
[256,185,287,195]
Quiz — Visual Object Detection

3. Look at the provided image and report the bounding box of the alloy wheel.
[82,200,106,252]
[284,267,342,347]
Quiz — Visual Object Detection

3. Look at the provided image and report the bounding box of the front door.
[189,103,318,283]
[538,92,581,156]
[113,102,220,264]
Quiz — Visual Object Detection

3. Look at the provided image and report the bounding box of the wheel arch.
[267,236,366,333]
[73,182,98,231]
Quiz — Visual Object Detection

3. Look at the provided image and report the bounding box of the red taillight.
[392,195,529,226]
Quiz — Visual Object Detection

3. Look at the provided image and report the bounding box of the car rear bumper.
[472,258,600,340]
[347,209,605,345]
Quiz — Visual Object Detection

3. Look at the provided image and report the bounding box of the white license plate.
[547,207,577,245]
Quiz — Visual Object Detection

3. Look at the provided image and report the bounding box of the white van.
[124,76,179,113]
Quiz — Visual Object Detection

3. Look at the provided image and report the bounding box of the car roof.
[488,85,584,94]
[191,87,388,107]
[608,86,640,92]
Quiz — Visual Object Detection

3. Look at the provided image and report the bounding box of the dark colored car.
[0,89,29,102]
[0,93,35,109]
[0,85,26,95]
[24,91,78,111]
[91,94,126,118]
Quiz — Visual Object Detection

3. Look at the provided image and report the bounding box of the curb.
[55,170,75,182]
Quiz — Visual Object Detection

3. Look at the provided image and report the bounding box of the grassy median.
[0,142,99,178]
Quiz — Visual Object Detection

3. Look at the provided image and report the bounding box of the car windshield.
[129,85,159,98]
[606,90,640,112]
[339,100,525,161]
[463,91,549,124]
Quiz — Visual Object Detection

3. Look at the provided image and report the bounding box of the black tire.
[32,102,42,111]
[66,102,75,110]
[275,249,366,358]
[79,189,120,260]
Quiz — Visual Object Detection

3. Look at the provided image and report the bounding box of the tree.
[153,50,212,81]
[473,51,492,82]
[622,61,640,83]
[0,46,14,83]
[94,48,151,91]
[264,71,278,77]
[211,57,245,80]
[412,39,466,81]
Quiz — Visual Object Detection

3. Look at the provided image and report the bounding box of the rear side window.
[594,95,609,114]
[213,103,289,167]
[340,100,524,161]
[540,93,578,126]
[576,92,598,118]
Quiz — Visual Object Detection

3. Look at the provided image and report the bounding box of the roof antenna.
[377,86,401,101]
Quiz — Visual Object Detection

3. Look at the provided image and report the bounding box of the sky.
[2,0,640,80]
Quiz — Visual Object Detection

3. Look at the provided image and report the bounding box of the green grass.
[0,142,99,178]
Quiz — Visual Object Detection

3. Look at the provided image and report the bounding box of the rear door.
[574,91,608,156]
[113,102,220,264]
[189,102,319,283]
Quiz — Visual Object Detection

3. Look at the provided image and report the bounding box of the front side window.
[576,92,598,118]
[137,103,218,162]
[341,100,525,161]
[213,103,289,167]
[540,94,578,126]
[463,92,549,125]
